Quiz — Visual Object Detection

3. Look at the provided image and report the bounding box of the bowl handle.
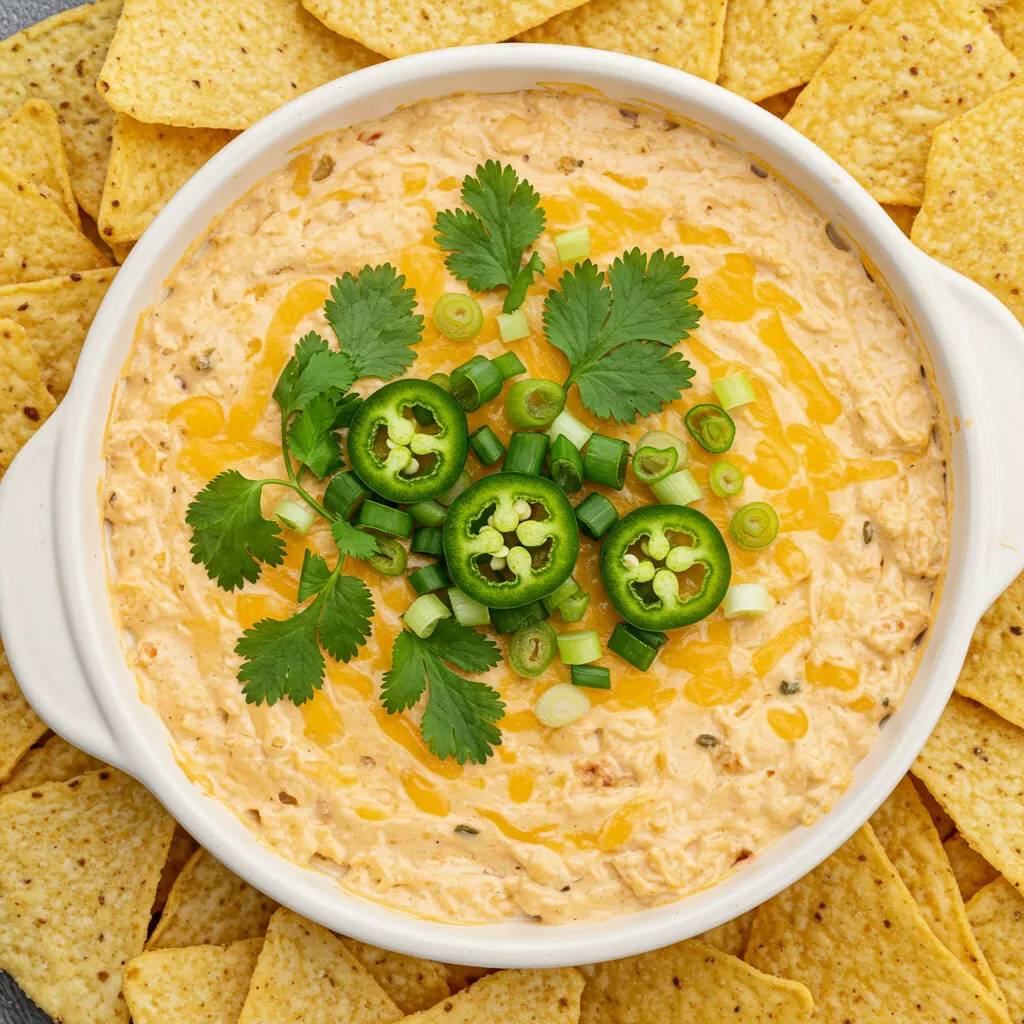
[932,259,1024,608]
[0,412,122,767]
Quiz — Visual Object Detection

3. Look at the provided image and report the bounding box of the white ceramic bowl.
[2,44,1024,968]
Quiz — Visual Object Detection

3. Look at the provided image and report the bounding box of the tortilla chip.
[98,0,380,131]
[0,643,47,784]
[758,85,804,119]
[147,846,279,950]
[516,0,727,83]
[0,167,108,286]
[0,100,79,228]
[0,735,103,795]
[698,909,758,958]
[238,907,402,1024]
[442,964,497,993]
[98,114,237,244]
[341,938,450,1014]
[580,940,811,1023]
[884,204,918,237]
[304,0,588,59]
[914,773,957,840]
[153,824,198,913]
[0,318,56,480]
[785,0,1020,206]
[945,833,1002,902]
[0,268,116,400]
[0,0,123,220]
[967,878,1024,1023]
[402,967,584,1024]
[951,571,1024,727]
[746,824,1008,1023]
[111,240,134,263]
[123,938,263,1024]
[0,768,175,1024]
[990,0,1024,57]
[914,693,1024,898]
[718,0,872,103]
[870,777,1003,1002]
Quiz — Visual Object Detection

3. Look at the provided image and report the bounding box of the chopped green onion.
[368,536,407,576]
[713,372,756,410]
[469,425,506,466]
[621,623,669,649]
[723,583,770,618]
[555,226,592,264]
[542,577,583,616]
[508,621,558,678]
[632,445,678,484]
[534,683,590,728]
[323,471,370,521]
[710,460,744,498]
[575,492,619,539]
[557,628,602,665]
[433,293,483,341]
[408,562,450,595]
[491,601,548,634]
[493,351,527,381]
[408,500,446,527]
[437,469,472,506]
[427,371,452,394]
[638,430,691,470]
[608,622,660,670]
[448,587,490,628]
[274,499,315,535]
[410,526,444,557]
[549,433,584,492]
[506,378,566,428]
[571,664,611,689]
[557,591,590,623]
[685,404,736,453]
[503,431,549,475]
[547,409,593,450]
[496,308,530,342]
[450,355,502,411]
[729,502,780,550]
[651,469,702,506]
[583,433,630,489]
[404,593,450,638]
[357,500,413,538]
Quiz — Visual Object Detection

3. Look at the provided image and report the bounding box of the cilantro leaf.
[318,575,374,663]
[185,471,285,591]
[543,249,702,423]
[272,331,329,411]
[433,161,546,313]
[324,264,422,381]
[381,624,504,764]
[236,600,325,706]
[297,549,333,603]
[330,520,380,561]
[286,391,344,479]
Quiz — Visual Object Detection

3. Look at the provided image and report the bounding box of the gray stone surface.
[1,0,83,40]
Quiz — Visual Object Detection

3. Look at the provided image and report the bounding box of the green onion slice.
[729,502,780,550]
[557,591,590,623]
[469,425,506,467]
[583,433,630,489]
[713,372,756,411]
[496,308,529,342]
[368,536,407,576]
[493,351,527,381]
[405,593,451,638]
[503,431,549,475]
[433,293,483,341]
[632,444,678,484]
[570,664,611,689]
[408,500,447,527]
[450,354,503,411]
[408,562,450,595]
[437,468,472,506]
[410,526,444,557]
[547,409,593,451]
[534,683,590,728]
[491,601,548,635]
[506,378,566,429]
[274,499,314,535]
[709,460,745,498]
[555,226,592,264]
[638,430,691,470]
[323,471,370,521]
[557,628,602,666]
[574,492,619,539]
[651,469,702,506]
[508,621,558,678]
[723,582,770,618]
[357,500,413,538]
[427,371,452,394]
[685,404,736,453]
[608,622,659,671]
[448,587,490,628]
[542,577,583,616]
[549,433,584,493]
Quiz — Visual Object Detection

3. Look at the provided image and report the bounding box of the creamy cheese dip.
[102,90,950,925]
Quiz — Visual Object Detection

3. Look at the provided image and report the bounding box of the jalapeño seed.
[863,520,874,544]
[454,824,479,836]
[780,680,801,695]
[696,734,719,747]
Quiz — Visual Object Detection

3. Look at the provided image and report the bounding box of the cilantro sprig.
[543,248,702,423]
[433,161,546,314]
[381,620,504,765]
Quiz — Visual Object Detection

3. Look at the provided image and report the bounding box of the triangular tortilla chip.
[758,85,804,119]
[0,317,56,479]
[98,0,380,130]
[98,114,237,244]
[746,824,1008,1023]
[0,167,108,285]
[870,777,1003,1003]
[945,832,1001,902]
[967,878,1024,1022]
[718,0,872,102]
[153,824,198,913]
[698,908,758,958]
[238,908,402,1024]
[0,100,79,228]
[147,847,279,950]
[914,693,1024,899]
[402,967,584,1024]
[0,769,176,1024]
[785,0,1020,205]
[990,0,1024,57]
[303,0,589,58]
[0,642,46,783]
[123,938,263,1024]
[0,735,103,795]
[0,0,123,219]
[517,0,727,83]
[442,964,496,993]
[912,80,1024,324]
[884,204,917,237]
[0,268,116,400]
[580,940,810,1023]
[341,938,450,1014]
[914,774,957,840]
